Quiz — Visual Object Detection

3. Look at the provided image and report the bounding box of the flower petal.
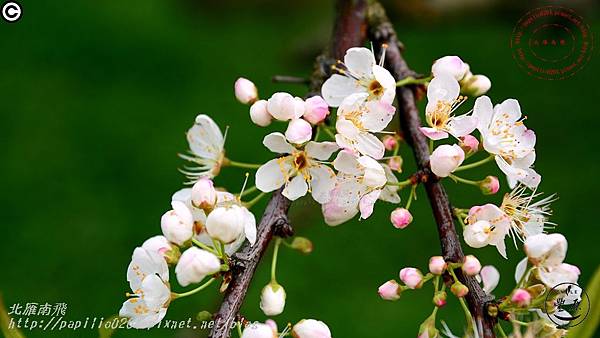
[480,265,500,294]
[447,115,477,138]
[255,158,290,192]
[263,132,294,154]
[344,47,375,78]
[355,132,385,159]
[359,190,381,219]
[309,165,336,204]
[187,114,224,160]
[282,175,308,201]
[321,74,362,107]
[305,141,339,161]
[419,127,449,140]
[473,95,493,133]
[427,74,460,102]
[333,150,361,175]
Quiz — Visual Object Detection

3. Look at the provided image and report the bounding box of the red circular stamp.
[510,6,594,80]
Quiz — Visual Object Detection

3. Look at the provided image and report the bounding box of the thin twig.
[367,2,497,337]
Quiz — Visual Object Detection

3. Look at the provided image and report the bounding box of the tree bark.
[367,3,497,337]
[208,1,367,336]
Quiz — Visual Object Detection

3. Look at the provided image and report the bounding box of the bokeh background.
[1,0,599,337]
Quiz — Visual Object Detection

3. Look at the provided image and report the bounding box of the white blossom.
[255,132,338,203]
[522,233,580,289]
[335,92,395,159]
[473,96,540,189]
[464,204,511,258]
[120,247,170,329]
[321,47,396,107]
[179,114,226,181]
[420,74,476,140]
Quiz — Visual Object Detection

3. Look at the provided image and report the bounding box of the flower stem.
[192,238,220,256]
[405,184,417,209]
[321,125,336,140]
[244,192,267,209]
[386,178,412,188]
[172,277,217,299]
[449,174,480,186]
[395,75,431,87]
[226,159,262,169]
[429,139,434,153]
[271,237,282,282]
[454,155,494,172]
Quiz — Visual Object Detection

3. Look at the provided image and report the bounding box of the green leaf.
[567,265,600,338]
[0,294,26,338]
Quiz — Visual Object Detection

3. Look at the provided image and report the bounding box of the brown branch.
[366,3,497,337]
[208,1,367,337]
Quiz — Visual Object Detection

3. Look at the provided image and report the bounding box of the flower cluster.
[119,42,582,338]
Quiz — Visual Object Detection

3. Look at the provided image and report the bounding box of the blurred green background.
[1,0,599,337]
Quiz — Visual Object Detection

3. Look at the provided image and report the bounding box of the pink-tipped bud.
[249,100,272,127]
[462,255,482,276]
[388,156,403,172]
[399,267,423,289]
[459,135,479,154]
[382,135,398,151]
[303,96,329,125]
[428,256,446,275]
[432,56,468,81]
[430,144,465,178]
[451,281,469,297]
[511,289,532,307]
[433,291,447,307]
[378,280,401,301]
[285,118,312,144]
[234,77,258,104]
[390,208,413,229]
[191,177,217,211]
[479,176,500,195]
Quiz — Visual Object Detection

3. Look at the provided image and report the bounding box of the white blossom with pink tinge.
[256,133,338,203]
[473,96,540,189]
[420,74,477,141]
[335,92,395,159]
[321,47,396,107]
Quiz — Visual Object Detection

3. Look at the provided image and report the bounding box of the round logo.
[510,6,593,80]
[1,1,21,22]
[544,282,590,328]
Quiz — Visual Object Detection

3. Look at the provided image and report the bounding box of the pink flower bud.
[303,96,329,124]
[479,176,500,195]
[511,289,532,307]
[267,92,304,121]
[459,135,479,154]
[399,267,423,289]
[285,118,312,144]
[249,100,272,127]
[378,280,401,301]
[433,291,447,307]
[161,201,194,245]
[451,281,469,297]
[430,144,465,177]
[390,208,413,229]
[432,56,468,80]
[388,156,403,172]
[191,177,217,211]
[234,77,258,104]
[428,256,446,275]
[462,255,482,276]
[292,319,331,338]
[382,135,398,151]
